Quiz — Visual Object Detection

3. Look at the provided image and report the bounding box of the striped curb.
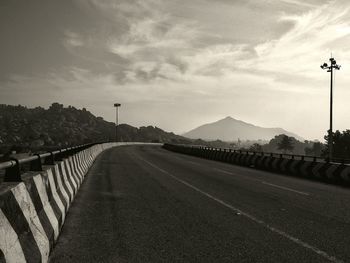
[163,144,350,187]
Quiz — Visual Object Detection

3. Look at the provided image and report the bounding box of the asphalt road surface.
[50,145,350,263]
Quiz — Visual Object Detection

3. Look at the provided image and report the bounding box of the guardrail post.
[4,159,21,182]
[61,148,71,159]
[44,152,55,165]
[56,150,65,161]
[30,154,43,171]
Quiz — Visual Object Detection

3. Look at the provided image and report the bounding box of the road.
[50,145,350,263]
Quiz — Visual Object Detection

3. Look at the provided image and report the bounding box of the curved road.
[50,145,350,262]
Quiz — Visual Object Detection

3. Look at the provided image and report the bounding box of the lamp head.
[114,103,121,107]
[321,63,328,69]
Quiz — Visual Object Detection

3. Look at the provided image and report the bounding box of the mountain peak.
[222,116,234,121]
[184,117,303,142]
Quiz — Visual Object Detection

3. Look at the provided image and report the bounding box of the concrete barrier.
[0,142,159,262]
[163,144,350,187]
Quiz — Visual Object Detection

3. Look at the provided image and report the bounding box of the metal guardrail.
[0,142,100,183]
[177,144,350,165]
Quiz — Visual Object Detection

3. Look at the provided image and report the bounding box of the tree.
[277,135,294,154]
[304,141,324,156]
[324,130,350,159]
[249,143,263,152]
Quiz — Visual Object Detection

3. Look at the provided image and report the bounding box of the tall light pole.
[114,103,121,142]
[320,57,341,160]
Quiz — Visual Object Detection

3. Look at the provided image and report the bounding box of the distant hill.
[183,116,303,142]
[0,103,189,153]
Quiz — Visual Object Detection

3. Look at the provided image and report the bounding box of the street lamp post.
[320,57,341,160]
[114,103,121,142]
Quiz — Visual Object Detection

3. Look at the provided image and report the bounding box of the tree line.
[247,130,350,160]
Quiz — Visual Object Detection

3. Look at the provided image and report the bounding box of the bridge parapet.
[0,142,159,262]
[163,143,350,187]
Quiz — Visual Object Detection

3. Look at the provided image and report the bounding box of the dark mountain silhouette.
[183,116,303,142]
[0,103,189,153]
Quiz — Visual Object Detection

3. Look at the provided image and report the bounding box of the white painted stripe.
[186,160,201,166]
[340,167,350,182]
[263,157,270,168]
[84,155,90,171]
[325,165,337,180]
[87,151,93,166]
[80,152,88,177]
[81,152,88,173]
[300,162,311,177]
[74,154,82,179]
[261,182,310,196]
[213,168,237,175]
[68,157,77,183]
[84,151,90,167]
[213,168,258,182]
[0,209,26,263]
[72,156,82,185]
[272,158,279,170]
[60,162,74,200]
[47,169,66,224]
[280,159,289,172]
[250,155,258,165]
[74,155,83,183]
[32,175,59,240]
[76,153,83,175]
[312,163,324,178]
[54,165,70,210]
[138,157,341,263]
[72,165,81,189]
[213,168,310,196]
[257,156,265,167]
[11,183,50,262]
[83,154,89,169]
[65,159,78,192]
[76,154,85,180]
[67,157,80,191]
[290,160,299,174]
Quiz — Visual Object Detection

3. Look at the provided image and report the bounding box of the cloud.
[235,1,350,84]
[2,0,350,140]
[63,31,84,47]
[278,0,318,8]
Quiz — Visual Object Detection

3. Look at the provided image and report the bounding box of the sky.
[1,0,350,140]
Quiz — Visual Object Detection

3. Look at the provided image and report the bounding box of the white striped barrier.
[0,142,160,262]
[163,144,350,187]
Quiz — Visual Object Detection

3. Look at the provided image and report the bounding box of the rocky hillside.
[0,103,189,153]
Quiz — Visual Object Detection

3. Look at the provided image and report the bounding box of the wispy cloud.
[278,0,318,8]
[63,31,84,48]
[249,1,350,80]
